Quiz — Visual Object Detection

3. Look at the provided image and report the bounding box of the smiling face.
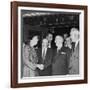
[42,39,48,48]
[55,36,63,48]
[30,36,39,47]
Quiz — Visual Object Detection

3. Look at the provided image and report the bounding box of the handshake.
[36,64,44,70]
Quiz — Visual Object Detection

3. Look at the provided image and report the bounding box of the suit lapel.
[76,42,79,51]
[74,42,79,54]
[38,48,43,63]
[71,42,79,61]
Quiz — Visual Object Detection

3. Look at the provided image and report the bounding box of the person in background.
[64,37,72,49]
[23,35,40,77]
[46,33,55,48]
[37,39,53,76]
[63,33,68,41]
[52,35,71,75]
[69,28,80,74]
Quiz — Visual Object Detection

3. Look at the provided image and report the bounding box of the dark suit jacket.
[48,42,56,49]
[37,48,53,76]
[52,47,71,75]
[69,43,79,74]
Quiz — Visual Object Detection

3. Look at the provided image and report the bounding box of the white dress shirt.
[42,47,47,59]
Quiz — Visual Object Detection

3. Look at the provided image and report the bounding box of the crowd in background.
[22,27,79,77]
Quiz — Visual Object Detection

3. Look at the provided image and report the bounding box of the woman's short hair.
[25,35,38,45]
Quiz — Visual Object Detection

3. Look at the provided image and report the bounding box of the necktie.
[42,48,45,60]
[72,42,75,52]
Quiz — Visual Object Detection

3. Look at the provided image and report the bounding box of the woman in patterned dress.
[23,35,39,77]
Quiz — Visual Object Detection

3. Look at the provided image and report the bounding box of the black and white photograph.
[11,2,87,87]
[21,10,80,77]
[19,7,83,81]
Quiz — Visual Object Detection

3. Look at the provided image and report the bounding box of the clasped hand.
[37,64,44,70]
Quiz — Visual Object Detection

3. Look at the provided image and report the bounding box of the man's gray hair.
[70,28,79,38]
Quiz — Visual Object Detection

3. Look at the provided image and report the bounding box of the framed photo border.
[11,1,88,88]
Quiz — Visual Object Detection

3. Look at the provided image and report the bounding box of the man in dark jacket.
[52,35,71,75]
[69,28,79,74]
[37,38,53,76]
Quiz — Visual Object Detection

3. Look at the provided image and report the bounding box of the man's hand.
[37,64,44,70]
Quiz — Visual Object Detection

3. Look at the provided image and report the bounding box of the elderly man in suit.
[37,38,53,76]
[69,28,79,74]
[52,35,71,75]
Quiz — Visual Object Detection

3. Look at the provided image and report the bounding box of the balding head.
[70,28,79,42]
[55,35,63,48]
